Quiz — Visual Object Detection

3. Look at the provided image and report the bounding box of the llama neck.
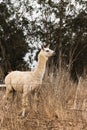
[34,56,47,78]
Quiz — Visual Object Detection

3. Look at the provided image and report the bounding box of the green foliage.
[0,1,28,75]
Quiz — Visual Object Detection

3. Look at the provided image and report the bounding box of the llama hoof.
[18,111,23,117]
[18,110,27,118]
[22,112,26,117]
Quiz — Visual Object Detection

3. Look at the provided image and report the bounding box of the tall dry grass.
[0,69,87,130]
[40,69,77,118]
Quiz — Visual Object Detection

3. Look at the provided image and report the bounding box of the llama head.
[38,46,55,60]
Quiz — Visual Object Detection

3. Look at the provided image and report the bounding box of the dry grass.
[40,70,76,118]
[0,69,87,130]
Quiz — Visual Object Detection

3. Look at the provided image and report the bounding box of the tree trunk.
[0,39,11,75]
[58,3,63,73]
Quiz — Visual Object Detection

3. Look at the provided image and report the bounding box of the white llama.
[5,46,55,117]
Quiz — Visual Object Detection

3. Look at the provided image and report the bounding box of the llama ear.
[45,44,50,48]
[41,43,50,50]
[42,45,45,50]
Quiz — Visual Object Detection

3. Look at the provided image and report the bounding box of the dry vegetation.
[0,69,87,130]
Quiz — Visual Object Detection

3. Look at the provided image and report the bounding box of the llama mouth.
[52,51,55,56]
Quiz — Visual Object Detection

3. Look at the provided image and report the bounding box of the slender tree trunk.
[0,39,11,75]
[58,2,63,73]
[58,23,62,73]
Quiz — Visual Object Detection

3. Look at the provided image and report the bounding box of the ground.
[0,87,87,130]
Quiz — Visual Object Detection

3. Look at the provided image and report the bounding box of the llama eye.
[46,50,49,52]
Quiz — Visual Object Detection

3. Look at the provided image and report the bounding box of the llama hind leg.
[5,85,14,104]
[2,87,13,111]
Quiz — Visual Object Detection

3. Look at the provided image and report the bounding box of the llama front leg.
[22,92,29,117]
[33,90,40,112]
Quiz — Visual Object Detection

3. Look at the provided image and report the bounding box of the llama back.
[5,71,26,92]
[5,71,39,91]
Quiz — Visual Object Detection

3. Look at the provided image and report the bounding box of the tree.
[0,1,28,76]
[1,0,87,79]
[36,0,87,78]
